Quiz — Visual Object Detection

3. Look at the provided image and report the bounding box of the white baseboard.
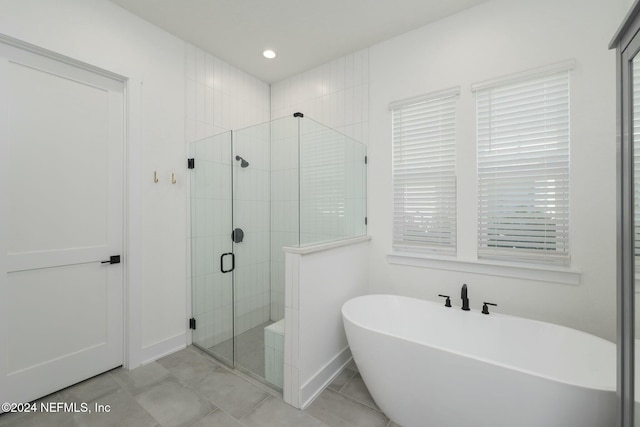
[300,346,352,409]
[139,332,187,366]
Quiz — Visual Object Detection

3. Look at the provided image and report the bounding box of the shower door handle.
[220,252,234,273]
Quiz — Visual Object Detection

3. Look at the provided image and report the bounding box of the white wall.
[367,0,628,341]
[282,238,370,409]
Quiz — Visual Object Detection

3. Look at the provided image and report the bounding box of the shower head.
[235,155,249,168]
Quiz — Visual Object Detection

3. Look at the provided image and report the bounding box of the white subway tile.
[336,90,346,128]
[353,50,362,86]
[362,84,369,122]
[196,121,207,140]
[186,43,196,82]
[353,85,363,124]
[213,56,222,91]
[186,80,196,121]
[196,84,206,122]
[345,53,354,89]
[196,48,206,85]
[186,119,197,143]
[205,53,214,88]
[336,56,346,91]
[361,121,369,145]
[206,86,214,124]
[361,49,369,84]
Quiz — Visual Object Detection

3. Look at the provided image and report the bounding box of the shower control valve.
[438,294,452,307]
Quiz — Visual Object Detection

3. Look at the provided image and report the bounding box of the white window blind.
[391,89,458,253]
[476,68,570,264]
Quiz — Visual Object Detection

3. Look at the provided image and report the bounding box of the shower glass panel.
[299,118,367,245]
[270,116,300,322]
[231,120,274,379]
[189,114,365,390]
[190,131,234,367]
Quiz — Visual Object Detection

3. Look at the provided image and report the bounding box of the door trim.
[0,34,126,82]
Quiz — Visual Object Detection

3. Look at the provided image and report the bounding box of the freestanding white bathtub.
[342,294,616,427]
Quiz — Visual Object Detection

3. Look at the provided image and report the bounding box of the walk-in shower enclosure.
[189,114,367,389]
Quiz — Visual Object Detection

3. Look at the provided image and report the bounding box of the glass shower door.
[190,132,235,367]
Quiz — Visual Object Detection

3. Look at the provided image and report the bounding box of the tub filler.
[342,294,616,427]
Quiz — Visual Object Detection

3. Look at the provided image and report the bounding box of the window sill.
[387,252,581,285]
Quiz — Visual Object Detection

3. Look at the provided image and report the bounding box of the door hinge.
[189,318,196,330]
[365,217,368,225]
[365,156,368,164]
[187,158,195,169]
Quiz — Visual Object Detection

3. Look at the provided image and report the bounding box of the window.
[391,88,458,254]
[475,66,571,264]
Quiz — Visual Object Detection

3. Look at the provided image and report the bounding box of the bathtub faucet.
[461,284,470,311]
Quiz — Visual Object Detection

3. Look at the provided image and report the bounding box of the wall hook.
[153,171,159,183]
[171,173,177,184]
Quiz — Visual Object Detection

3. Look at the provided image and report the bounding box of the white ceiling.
[109,0,486,83]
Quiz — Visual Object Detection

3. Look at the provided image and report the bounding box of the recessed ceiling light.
[263,49,276,59]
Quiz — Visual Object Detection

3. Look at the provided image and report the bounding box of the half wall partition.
[189,114,366,389]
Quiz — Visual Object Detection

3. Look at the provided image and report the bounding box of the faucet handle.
[482,302,497,315]
[438,294,452,307]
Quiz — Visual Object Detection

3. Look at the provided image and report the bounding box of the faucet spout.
[461,284,470,311]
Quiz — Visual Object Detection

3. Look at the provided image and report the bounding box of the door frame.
[611,2,640,426]
[0,33,137,371]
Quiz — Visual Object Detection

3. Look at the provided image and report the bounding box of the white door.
[0,41,124,404]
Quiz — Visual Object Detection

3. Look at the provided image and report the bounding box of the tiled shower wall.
[186,43,271,347]
[270,117,300,321]
[269,49,370,320]
[186,44,271,138]
[271,48,370,145]
[232,124,272,335]
[299,120,367,245]
[188,44,370,339]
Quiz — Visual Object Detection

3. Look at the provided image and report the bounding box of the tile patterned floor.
[0,346,401,427]
[209,321,273,379]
